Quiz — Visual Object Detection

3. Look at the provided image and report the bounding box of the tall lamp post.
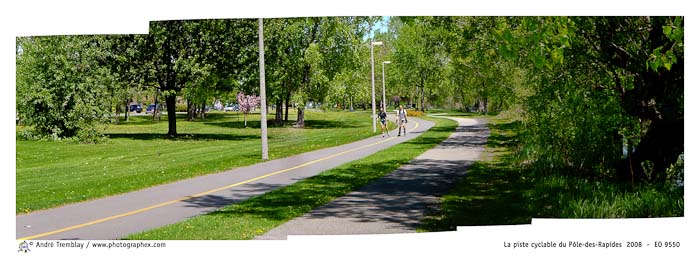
[382,61,391,112]
[370,40,383,133]
[258,18,268,161]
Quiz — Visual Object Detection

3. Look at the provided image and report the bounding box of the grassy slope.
[420,116,684,232]
[16,111,395,213]
[126,116,456,240]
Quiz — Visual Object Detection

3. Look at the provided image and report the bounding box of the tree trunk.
[114,103,120,124]
[420,86,425,112]
[477,98,486,115]
[599,17,684,184]
[349,95,354,111]
[244,112,248,127]
[342,95,346,110]
[153,92,160,121]
[275,99,283,125]
[625,118,683,182]
[124,100,130,122]
[187,100,194,121]
[296,108,305,128]
[200,103,206,119]
[483,96,488,115]
[166,94,177,136]
[284,96,290,122]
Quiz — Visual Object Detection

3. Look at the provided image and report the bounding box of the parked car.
[129,103,143,113]
[146,104,160,114]
[224,105,235,112]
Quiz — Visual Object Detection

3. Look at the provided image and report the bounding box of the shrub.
[66,126,108,144]
[175,103,188,112]
[16,130,51,141]
[16,36,112,139]
[407,110,424,117]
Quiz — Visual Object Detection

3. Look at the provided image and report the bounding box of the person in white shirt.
[396,105,408,136]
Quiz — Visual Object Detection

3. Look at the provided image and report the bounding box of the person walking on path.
[378,108,390,137]
[396,105,408,136]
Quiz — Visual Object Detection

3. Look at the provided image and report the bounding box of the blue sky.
[367,16,390,40]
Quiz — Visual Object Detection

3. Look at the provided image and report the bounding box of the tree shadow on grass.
[112,116,162,126]
[420,159,533,231]
[303,120,363,129]
[486,120,521,149]
[203,120,263,129]
[114,113,244,126]
[192,112,239,121]
[423,125,457,133]
[115,114,242,127]
[203,119,361,129]
[107,133,260,141]
[419,119,532,231]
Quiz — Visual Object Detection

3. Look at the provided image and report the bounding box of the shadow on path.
[301,158,476,229]
[255,118,491,238]
[181,182,288,210]
[421,120,532,231]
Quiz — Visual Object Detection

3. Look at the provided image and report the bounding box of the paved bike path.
[257,117,489,240]
[17,116,432,240]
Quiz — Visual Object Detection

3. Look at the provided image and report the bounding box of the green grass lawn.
[16,111,395,213]
[125,116,457,240]
[420,116,684,232]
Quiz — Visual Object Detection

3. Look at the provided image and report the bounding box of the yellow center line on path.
[19,120,422,240]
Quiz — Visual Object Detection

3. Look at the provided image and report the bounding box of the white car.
[224,105,235,111]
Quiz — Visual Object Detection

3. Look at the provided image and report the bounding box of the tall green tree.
[103,34,151,123]
[446,17,525,113]
[263,17,373,127]
[392,17,450,111]
[263,18,306,125]
[139,19,257,136]
[16,35,113,140]
[141,20,201,136]
[498,16,683,182]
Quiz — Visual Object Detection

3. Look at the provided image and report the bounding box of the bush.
[16,130,52,141]
[66,127,108,144]
[407,110,424,117]
[665,153,684,188]
[16,36,112,139]
[17,127,107,144]
[175,103,188,112]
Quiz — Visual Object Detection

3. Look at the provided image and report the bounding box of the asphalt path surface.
[17,115,432,240]
[257,117,489,240]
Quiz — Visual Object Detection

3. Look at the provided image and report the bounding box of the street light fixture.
[370,40,383,133]
[382,61,391,112]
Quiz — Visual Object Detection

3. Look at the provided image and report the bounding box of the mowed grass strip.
[16,111,385,213]
[419,116,531,231]
[125,117,456,240]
